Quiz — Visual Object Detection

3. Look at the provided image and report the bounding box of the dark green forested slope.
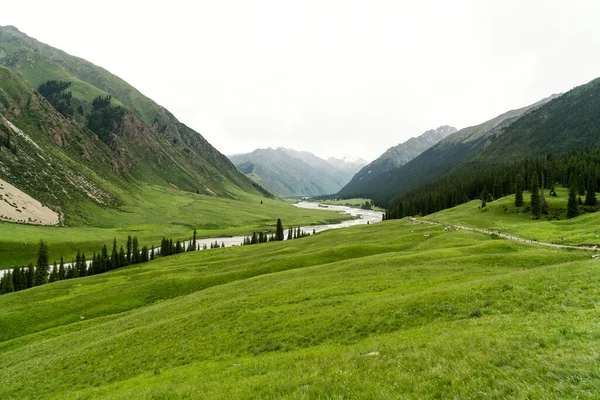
[387,76,600,217]
[342,95,558,204]
[0,25,263,198]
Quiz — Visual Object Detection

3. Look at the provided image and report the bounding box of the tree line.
[0,220,315,295]
[384,147,600,220]
[242,219,313,245]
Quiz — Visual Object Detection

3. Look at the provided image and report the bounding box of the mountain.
[229,148,366,197]
[338,125,456,197]
[326,155,369,174]
[389,77,600,216]
[0,26,267,223]
[339,96,559,203]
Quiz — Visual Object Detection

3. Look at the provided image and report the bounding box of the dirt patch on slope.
[0,178,59,225]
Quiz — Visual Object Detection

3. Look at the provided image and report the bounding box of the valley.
[1,6,600,398]
[1,194,599,398]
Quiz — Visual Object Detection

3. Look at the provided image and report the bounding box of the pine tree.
[585,176,597,206]
[126,235,133,265]
[567,173,579,219]
[12,267,23,291]
[141,246,149,262]
[58,257,65,280]
[49,262,58,282]
[34,240,49,286]
[111,238,118,269]
[132,237,140,263]
[119,246,126,266]
[530,174,541,219]
[26,264,34,288]
[80,253,87,276]
[480,186,489,208]
[276,218,284,241]
[150,245,155,260]
[193,229,197,251]
[287,226,293,240]
[514,173,524,207]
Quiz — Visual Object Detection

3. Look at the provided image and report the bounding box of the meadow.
[426,188,600,246]
[1,208,599,398]
[0,183,351,269]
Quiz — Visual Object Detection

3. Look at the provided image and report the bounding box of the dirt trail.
[412,218,599,252]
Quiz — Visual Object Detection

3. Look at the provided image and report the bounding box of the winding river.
[0,203,383,277]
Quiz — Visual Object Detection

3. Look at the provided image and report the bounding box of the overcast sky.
[2,1,600,161]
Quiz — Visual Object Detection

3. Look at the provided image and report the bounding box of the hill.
[0,25,263,202]
[338,125,456,197]
[229,148,366,197]
[0,192,598,398]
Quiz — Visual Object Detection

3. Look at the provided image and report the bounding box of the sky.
[1,0,600,161]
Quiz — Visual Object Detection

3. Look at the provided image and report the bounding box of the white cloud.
[1,0,599,160]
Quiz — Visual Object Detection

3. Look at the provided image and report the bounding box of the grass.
[0,183,352,269]
[425,187,600,246]
[1,212,599,398]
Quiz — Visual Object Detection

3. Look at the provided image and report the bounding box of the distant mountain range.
[338,125,456,197]
[229,148,367,197]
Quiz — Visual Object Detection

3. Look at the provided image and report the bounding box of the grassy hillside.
[0,25,263,198]
[1,198,599,398]
[425,187,600,246]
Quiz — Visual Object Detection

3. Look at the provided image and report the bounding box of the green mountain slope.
[0,25,262,199]
[341,96,558,204]
[0,65,129,223]
[338,125,456,197]
[230,148,365,197]
[0,196,597,398]
[466,77,600,164]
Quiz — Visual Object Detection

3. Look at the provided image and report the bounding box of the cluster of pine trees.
[360,201,374,210]
[242,219,312,246]
[37,80,74,117]
[86,95,126,143]
[0,235,153,295]
[385,148,600,219]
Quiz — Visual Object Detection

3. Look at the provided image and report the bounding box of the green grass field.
[1,206,599,398]
[0,183,351,269]
[425,188,600,246]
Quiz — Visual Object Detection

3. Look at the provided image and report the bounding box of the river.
[0,203,383,278]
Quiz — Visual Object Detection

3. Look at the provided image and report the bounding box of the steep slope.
[338,125,456,197]
[230,148,351,197]
[467,77,600,163]
[0,25,263,198]
[0,65,129,223]
[343,95,558,203]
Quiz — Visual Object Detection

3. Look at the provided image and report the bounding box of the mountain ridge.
[338,125,456,198]
[229,147,366,197]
